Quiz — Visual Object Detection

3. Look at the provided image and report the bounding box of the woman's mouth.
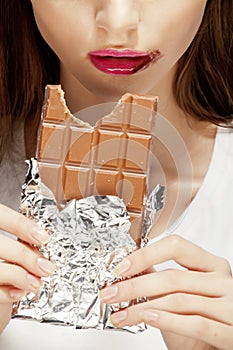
[88,49,162,75]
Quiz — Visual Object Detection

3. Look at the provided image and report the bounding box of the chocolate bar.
[37,85,157,243]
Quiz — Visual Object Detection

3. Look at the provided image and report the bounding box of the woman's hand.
[99,235,233,350]
[0,204,55,333]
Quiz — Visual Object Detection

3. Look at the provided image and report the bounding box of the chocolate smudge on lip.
[148,49,162,62]
[132,50,162,73]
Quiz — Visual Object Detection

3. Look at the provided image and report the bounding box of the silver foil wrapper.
[12,159,164,333]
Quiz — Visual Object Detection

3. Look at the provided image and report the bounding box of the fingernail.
[37,258,56,275]
[9,289,25,300]
[114,259,131,276]
[27,274,42,291]
[143,311,159,323]
[30,226,50,244]
[99,285,118,302]
[111,310,127,325]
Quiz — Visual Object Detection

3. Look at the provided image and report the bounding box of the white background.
[0,319,167,350]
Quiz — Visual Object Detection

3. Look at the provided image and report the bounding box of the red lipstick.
[88,49,162,75]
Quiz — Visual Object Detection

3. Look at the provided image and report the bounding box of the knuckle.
[218,257,232,274]
[162,268,183,287]
[0,264,29,293]
[14,213,29,235]
[18,243,31,260]
[168,235,183,255]
[139,246,150,264]
[227,304,233,316]
[7,264,26,285]
[17,243,37,267]
[0,288,11,303]
[191,316,208,338]
[192,316,224,341]
[224,277,233,296]
[126,278,137,297]
[171,293,187,308]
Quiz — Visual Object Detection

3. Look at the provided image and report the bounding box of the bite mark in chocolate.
[37,85,158,243]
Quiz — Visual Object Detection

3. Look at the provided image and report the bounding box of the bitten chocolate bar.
[37,85,157,243]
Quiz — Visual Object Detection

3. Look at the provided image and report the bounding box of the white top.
[156,127,233,270]
[1,126,233,350]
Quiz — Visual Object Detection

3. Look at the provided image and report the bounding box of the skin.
[1,1,233,349]
[30,0,207,106]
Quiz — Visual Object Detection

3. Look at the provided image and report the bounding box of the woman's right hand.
[0,203,56,333]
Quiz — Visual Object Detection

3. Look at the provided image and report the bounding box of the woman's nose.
[95,0,139,35]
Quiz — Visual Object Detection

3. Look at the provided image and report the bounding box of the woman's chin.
[79,74,155,101]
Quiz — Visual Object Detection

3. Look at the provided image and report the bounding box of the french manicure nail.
[9,289,25,300]
[37,258,56,275]
[111,310,127,324]
[114,259,131,276]
[30,226,50,244]
[99,285,118,302]
[27,274,42,291]
[143,311,159,323]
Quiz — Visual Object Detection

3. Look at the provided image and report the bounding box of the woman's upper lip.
[88,49,158,58]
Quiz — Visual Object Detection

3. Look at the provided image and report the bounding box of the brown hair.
[0,0,232,162]
[175,0,233,124]
[0,1,59,162]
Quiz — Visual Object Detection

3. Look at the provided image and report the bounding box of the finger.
[0,236,56,277]
[114,235,232,277]
[110,308,233,349]
[111,292,233,326]
[148,293,233,325]
[99,270,231,303]
[0,204,50,246]
[0,262,43,293]
[142,310,233,350]
[0,286,27,303]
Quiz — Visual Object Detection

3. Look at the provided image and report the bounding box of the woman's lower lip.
[88,50,162,75]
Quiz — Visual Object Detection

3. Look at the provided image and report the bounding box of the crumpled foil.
[12,158,164,333]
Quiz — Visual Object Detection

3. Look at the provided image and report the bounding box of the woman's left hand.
[99,235,233,350]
